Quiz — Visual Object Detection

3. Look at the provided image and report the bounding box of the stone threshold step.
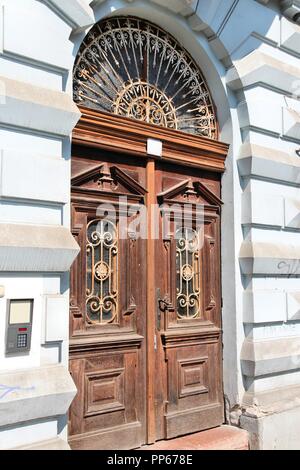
[140,425,249,451]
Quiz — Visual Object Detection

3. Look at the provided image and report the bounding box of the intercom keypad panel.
[17,334,28,348]
[6,300,33,355]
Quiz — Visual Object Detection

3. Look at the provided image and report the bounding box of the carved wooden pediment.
[71,163,147,198]
[157,179,223,208]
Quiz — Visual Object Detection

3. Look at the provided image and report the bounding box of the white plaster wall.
[223,1,300,447]
[0,0,80,449]
[0,419,58,450]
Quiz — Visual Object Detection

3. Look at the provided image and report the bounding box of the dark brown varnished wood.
[153,161,224,440]
[146,159,156,444]
[73,108,228,172]
[69,152,147,450]
[69,110,228,449]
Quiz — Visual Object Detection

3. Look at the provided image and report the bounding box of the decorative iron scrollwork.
[176,228,201,319]
[73,17,217,138]
[114,81,177,128]
[86,219,118,324]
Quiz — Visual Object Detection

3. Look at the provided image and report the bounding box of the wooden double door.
[68,110,226,450]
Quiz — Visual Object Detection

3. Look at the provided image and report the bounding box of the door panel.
[154,163,223,440]
[69,350,143,450]
[69,149,147,450]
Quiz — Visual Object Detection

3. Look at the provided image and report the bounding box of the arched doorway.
[68,16,228,450]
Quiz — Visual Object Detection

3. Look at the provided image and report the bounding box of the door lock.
[158,296,172,312]
[156,289,172,331]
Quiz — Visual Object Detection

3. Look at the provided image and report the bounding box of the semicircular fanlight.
[73,17,218,139]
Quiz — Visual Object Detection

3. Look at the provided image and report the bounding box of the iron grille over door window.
[73,17,218,139]
[176,227,201,319]
[86,219,118,325]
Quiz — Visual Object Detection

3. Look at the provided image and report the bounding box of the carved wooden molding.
[157,179,223,209]
[123,232,137,317]
[84,368,125,417]
[162,326,220,348]
[73,107,229,173]
[178,357,209,398]
[205,235,217,311]
[158,179,194,202]
[69,333,144,353]
[110,166,147,196]
[71,163,147,202]
[193,181,223,206]
[71,164,107,187]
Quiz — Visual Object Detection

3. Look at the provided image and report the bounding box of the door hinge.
[154,334,157,351]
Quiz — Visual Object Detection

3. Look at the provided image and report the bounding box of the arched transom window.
[73,17,218,139]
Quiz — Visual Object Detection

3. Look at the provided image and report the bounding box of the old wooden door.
[68,109,228,450]
[152,162,224,441]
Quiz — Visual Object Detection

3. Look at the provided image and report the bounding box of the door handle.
[158,296,171,312]
[156,289,172,331]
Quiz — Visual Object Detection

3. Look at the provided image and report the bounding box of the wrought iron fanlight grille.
[73,17,218,139]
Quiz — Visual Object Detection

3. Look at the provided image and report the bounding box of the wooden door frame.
[71,107,229,444]
[72,107,228,172]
